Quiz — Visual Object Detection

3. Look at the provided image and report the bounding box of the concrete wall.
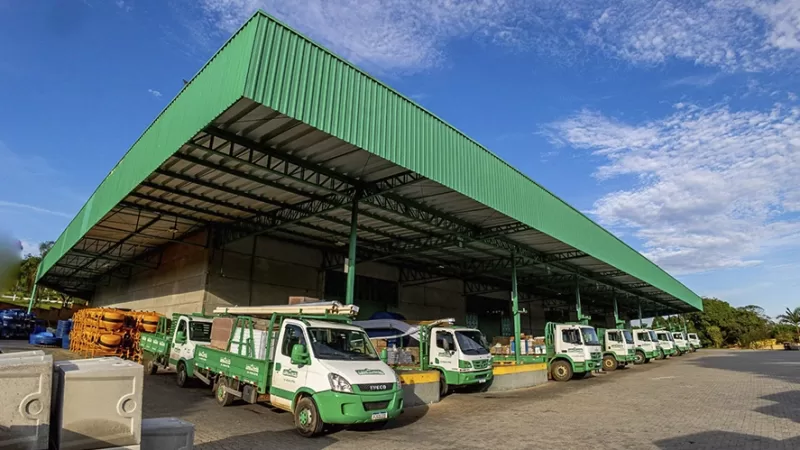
[91,232,208,315]
[204,236,323,312]
[394,279,466,323]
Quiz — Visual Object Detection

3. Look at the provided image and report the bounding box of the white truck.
[598,328,636,371]
[354,318,493,396]
[671,331,692,355]
[546,322,603,382]
[688,333,702,349]
[140,313,214,384]
[631,329,659,365]
[654,330,676,358]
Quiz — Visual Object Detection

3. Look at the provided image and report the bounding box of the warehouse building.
[33,11,702,344]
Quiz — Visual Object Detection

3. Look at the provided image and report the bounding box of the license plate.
[478,378,487,383]
[371,412,388,421]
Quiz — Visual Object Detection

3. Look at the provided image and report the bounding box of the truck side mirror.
[176,331,186,344]
[291,343,310,366]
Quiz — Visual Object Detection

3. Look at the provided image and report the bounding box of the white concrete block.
[141,418,194,450]
[52,358,143,450]
[0,352,52,450]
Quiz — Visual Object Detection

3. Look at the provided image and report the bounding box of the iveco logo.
[369,385,387,391]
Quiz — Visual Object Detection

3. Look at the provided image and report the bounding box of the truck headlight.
[328,373,353,393]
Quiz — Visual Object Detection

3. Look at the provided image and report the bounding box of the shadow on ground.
[655,430,800,450]
[756,390,800,423]
[689,350,800,383]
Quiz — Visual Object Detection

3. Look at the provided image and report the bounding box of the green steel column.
[638,300,643,328]
[613,295,620,328]
[574,278,583,324]
[512,255,521,365]
[344,191,362,305]
[682,315,688,335]
[26,263,41,314]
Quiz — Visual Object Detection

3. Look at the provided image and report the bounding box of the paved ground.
[2,342,799,449]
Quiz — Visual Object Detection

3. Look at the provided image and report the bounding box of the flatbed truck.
[354,318,493,396]
[598,327,636,371]
[140,313,214,383]
[632,329,659,364]
[546,322,602,381]
[186,303,402,437]
[671,331,691,354]
[688,333,701,349]
[654,330,676,358]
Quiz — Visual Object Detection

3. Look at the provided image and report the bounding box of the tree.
[706,326,723,348]
[776,307,800,336]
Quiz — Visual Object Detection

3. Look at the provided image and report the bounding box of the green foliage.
[776,307,800,331]
[686,298,775,348]
[705,326,723,348]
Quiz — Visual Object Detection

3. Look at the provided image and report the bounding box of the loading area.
[34,11,702,399]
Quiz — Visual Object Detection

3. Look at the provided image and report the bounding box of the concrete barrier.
[398,370,440,407]
[487,363,548,392]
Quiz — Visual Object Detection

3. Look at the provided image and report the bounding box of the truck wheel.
[438,372,450,397]
[602,355,617,371]
[215,378,235,407]
[644,357,651,364]
[634,350,646,365]
[550,360,573,382]
[294,396,324,438]
[656,349,664,360]
[145,357,158,375]
[675,348,683,356]
[176,362,190,388]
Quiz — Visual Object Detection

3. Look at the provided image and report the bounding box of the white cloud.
[548,103,800,275]
[0,201,72,218]
[663,73,721,88]
[148,89,162,98]
[192,0,800,73]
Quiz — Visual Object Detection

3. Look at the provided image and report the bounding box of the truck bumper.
[574,359,602,372]
[663,348,675,356]
[645,350,659,359]
[314,389,403,425]
[454,368,493,386]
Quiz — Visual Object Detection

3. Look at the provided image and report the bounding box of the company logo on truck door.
[282,368,298,378]
[245,364,259,376]
[355,369,385,376]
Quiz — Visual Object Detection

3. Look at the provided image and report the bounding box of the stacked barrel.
[69,308,162,362]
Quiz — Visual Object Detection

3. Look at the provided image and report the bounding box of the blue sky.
[1,0,799,317]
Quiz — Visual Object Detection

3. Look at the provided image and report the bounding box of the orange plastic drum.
[98,334,122,350]
[141,315,160,333]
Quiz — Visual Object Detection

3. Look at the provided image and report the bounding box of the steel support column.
[512,254,521,365]
[638,300,644,328]
[345,190,362,305]
[27,263,41,313]
[613,294,620,327]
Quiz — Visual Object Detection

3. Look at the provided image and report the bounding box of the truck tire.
[550,360,573,382]
[656,349,665,360]
[438,371,450,397]
[215,377,235,407]
[294,396,324,438]
[634,350,646,365]
[145,357,158,375]
[602,355,617,371]
[675,348,683,356]
[176,362,190,388]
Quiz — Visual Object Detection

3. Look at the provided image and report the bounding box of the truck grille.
[591,352,602,360]
[357,383,395,392]
[363,400,390,411]
[472,359,491,370]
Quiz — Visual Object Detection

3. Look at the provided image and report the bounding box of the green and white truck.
[597,327,636,371]
[671,331,692,354]
[687,333,701,349]
[187,304,403,437]
[353,318,493,396]
[140,313,214,384]
[546,322,602,382]
[654,330,676,358]
[631,328,659,364]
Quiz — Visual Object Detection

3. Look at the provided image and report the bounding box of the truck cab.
[598,328,636,371]
[671,331,691,355]
[688,333,701,349]
[654,330,676,358]
[429,326,493,395]
[546,322,602,382]
[632,329,658,364]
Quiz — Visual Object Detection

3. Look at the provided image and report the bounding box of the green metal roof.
[38,11,702,314]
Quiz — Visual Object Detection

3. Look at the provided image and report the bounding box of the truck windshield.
[189,321,212,342]
[455,330,489,355]
[672,333,682,340]
[689,334,698,340]
[623,330,634,344]
[308,328,378,361]
[648,331,658,342]
[581,328,600,346]
[637,332,651,341]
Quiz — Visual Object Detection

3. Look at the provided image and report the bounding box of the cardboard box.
[209,317,234,350]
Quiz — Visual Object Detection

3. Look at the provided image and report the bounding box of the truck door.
[607,331,624,356]
[169,317,189,366]
[270,320,310,411]
[432,329,457,372]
